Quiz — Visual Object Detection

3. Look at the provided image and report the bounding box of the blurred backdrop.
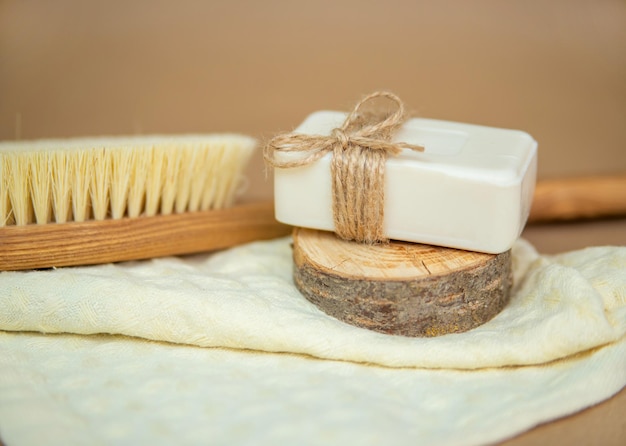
[1,0,625,246]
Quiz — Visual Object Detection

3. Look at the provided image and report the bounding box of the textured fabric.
[1,238,625,369]
[0,332,624,446]
[0,237,625,445]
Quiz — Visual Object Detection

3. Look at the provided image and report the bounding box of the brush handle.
[528,174,626,223]
[0,201,291,271]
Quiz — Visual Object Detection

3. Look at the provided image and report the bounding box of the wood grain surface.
[0,201,291,270]
[293,228,512,337]
[528,174,626,223]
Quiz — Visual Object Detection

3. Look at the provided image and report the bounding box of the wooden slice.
[292,228,512,337]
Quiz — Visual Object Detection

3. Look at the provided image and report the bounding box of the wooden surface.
[0,201,290,270]
[528,174,626,223]
[293,228,512,337]
[0,1,624,444]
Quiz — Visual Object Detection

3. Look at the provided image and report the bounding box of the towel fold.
[0,237,624,446]
[1,238,625,369]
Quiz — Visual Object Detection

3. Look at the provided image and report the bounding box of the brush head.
[0,134,256,226]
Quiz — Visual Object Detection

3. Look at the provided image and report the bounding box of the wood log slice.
[292,228,512,337]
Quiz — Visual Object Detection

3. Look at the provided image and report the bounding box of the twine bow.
[264,91,423,243]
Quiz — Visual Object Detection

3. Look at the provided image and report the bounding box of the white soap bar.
[273,111,537,254]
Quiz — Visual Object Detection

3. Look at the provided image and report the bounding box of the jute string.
[264,91,423,243]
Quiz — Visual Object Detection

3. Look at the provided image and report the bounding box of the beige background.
[1,0,625,444]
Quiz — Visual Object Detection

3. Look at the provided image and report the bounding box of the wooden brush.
[0,135,290,270]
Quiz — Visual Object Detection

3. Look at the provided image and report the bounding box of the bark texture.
[293,228,512,337]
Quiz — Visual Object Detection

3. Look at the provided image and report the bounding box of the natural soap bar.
[273,111,537,254]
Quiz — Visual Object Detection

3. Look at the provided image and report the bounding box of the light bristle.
[144,147,164,217]
[109,148,133,219]
[6,153,32,225]
[127,148,148,218]
[200,145,221,211]
[90,148,111,221]
[160,147,182,216]
[51,151,71,223]
[29,151,52,224]
[215,144,248,208]
[188,143,211,212]
[174,146,195,214]
[0,155,13,226]
[71,150,92,223]
[0,135,256,226]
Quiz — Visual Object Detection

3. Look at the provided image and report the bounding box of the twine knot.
[264,91,423,243]
[330,128,350,152]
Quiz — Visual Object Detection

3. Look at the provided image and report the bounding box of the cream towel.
[0,237,624,445]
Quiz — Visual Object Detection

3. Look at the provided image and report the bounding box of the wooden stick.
[528,174,626,223]
[0,201,291,271]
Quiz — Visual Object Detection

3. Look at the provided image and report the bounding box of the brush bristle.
[0,135,256,226]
